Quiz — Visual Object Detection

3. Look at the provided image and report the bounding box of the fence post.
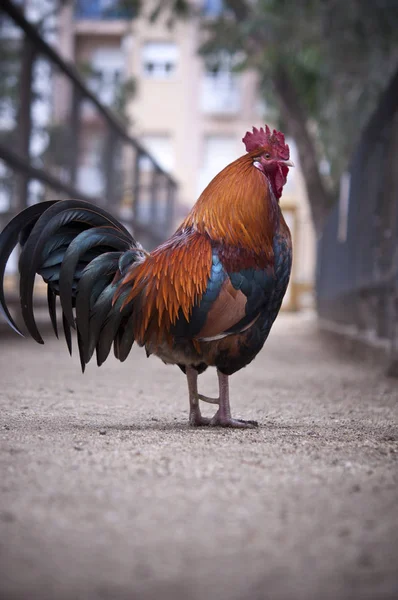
[104,126,118,210]
[68,86,82,187]
[15,36,35,214]
[132,149,142,223]
[166,180,175,232]
[149,168,160,225]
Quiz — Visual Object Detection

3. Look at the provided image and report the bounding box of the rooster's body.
[0,126,293,428]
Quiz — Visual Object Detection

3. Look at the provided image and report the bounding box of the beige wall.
[126,9,264,208]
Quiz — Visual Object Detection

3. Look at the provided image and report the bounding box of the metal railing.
[0,0,178,253]
[316,67,398,366]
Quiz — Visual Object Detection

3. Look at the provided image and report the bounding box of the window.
[88,47,125,105]
[201,53,240,114]
[142,42,178,79]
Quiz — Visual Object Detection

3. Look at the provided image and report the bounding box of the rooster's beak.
[282,159,294,167]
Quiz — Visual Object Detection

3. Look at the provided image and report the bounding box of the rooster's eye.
[264,153,271,159]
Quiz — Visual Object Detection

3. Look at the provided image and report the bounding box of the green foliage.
[198,0,398,189]
[118,0,190,27]
[149,0,191,23]
[114,0,142,18]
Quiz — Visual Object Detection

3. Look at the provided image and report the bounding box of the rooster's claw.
[209,414,258,428]
[189,407,211,427]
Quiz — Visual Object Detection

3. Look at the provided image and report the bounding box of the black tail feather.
[77,329,87,373]
[0,201,56,334]
[19,203,132,343]
[75,253,121,364]
[59,226,131,330]
[63,311,73,356]
[0,200,144,368]
[47,286,58,339]
[85,283,119,365]
[95,292,133,367]
[114,312,136,362]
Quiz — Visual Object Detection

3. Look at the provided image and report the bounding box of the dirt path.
[0,313,397,600]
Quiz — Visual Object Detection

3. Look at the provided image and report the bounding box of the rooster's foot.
[209,411,258,428]
[189,407,211,427]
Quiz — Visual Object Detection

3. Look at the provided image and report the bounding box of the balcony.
[74,0,135,20]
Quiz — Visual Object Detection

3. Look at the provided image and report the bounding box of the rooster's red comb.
[242,125,289,159]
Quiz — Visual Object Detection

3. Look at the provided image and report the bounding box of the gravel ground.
[0,313,397,600]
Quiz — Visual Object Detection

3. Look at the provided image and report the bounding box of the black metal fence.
[0,0,178,254]
[316,67,398,365]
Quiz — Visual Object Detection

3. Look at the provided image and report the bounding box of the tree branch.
[272,62,333,234]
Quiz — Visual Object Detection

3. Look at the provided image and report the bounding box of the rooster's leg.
[209,370,258,428]
[186,366,211,426]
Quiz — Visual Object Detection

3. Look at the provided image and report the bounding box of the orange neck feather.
[181,153,279,259]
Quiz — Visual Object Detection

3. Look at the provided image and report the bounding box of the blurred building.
[57,0,315,309]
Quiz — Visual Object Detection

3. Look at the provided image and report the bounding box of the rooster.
[0,125,293,428]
